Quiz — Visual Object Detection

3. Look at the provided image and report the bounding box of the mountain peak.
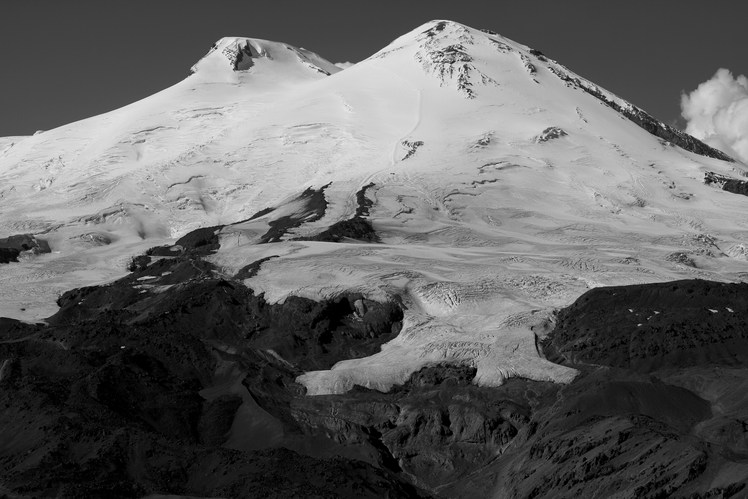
[366,19,520,99]
[192,37,268,72]
[190,36,341,78]
[378,19,506,56]
[366,20,732,161]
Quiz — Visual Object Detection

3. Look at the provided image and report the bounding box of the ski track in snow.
[2,20,748,393]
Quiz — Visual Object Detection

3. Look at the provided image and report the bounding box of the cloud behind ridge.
[681,68,748,164]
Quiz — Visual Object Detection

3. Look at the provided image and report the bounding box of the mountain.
[1,20,748,498]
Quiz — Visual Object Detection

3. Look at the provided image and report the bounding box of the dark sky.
[1,0,745,136]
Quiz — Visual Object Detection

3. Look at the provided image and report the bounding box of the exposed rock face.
[543,279,748,371]
[174,225,224,252]
[223,39,259,71]
[0,233,51,263]
[536,126,567,143]
[294,217,379,243]
[234,255,279,280]
[293,182,380,243]
[665,251,697,267]
[0,247,19,263]
[258,184,330,243]
[483,370,722,499]
[705,170,748,196]
[401,140,425,160]
[291,364,535,490]
[413,21,497,99]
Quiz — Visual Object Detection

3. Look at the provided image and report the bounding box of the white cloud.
[681,68,748,164]
[335,61,355,69]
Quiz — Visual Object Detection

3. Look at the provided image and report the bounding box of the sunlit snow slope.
[1,21,746,394]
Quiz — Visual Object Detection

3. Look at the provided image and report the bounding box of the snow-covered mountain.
[2,20,746,390]
[4,19,748,497]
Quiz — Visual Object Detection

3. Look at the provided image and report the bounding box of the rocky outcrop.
[234,255,279,280]
[260,184,330,243]
[413,22,499,99]
[705,170,748,196]
[535,126,567,143]
[0,233,51,263]
[665,251,697,267]
[0,247,19,263]
[146,224,225,257]
[543,279,748,371]
[294,217,379,243]
[293,183,380,243]
[402,140,424,160]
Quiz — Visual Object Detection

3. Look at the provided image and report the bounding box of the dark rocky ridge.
[234,255,279,280]
[545,64,734,162]
[293,214,379,244]
[543,279,748,371]
[144,183,334,257]
[705,170,748,196]
[293,183,380,243]
[260,184,331,243]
